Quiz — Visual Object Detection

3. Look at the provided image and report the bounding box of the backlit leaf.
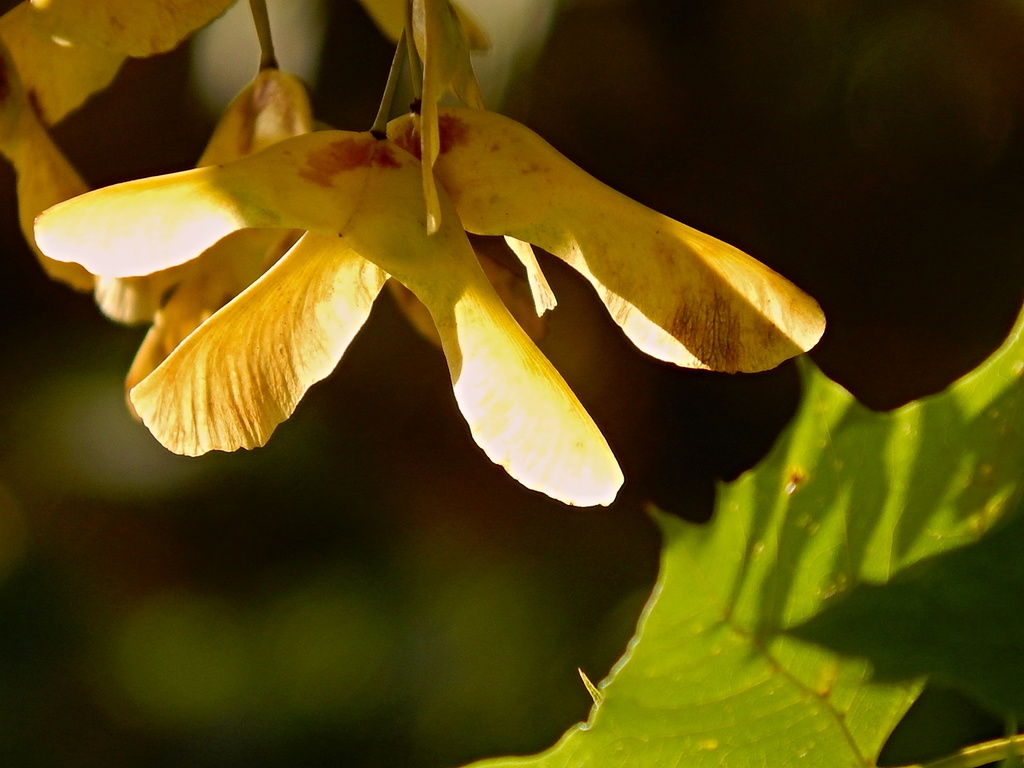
[792,493,1024,720]
[457,298,1024,767]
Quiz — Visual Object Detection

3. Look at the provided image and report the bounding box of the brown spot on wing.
[298,137,375,186]
[232,87,260,157]
[669,289,743,372]
[438,114,469,155]
[372,144,402,168]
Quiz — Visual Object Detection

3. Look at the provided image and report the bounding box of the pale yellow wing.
[96,68,313,324]
[505,235,556,315]
[0,3,123,125]
[35,165,257,277]
[390,107,825,373]
[123,227,299,392]
[39,124,621,503]
[35,131,383,277]
[27,0,236,56]
[358,0,488,48]
[197,68,313,167]
[342,140,622,506]
[130,232,388,455]
[355,0,405,42]
[0,37,93,289]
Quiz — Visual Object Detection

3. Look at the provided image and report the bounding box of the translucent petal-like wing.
[28,0,236,56]
[9,122,95,289]
[0,37,93,289]
[437,284,622,505]
[344,140,622,506]
[358,0,488,48]
[93,274,169,324]
[130,232,388,455]
[97,68,313,323]
[197,68,313,167]
[0,3,122,125]
[390,107,826,373]
[505,235,556,316]
[35,165,256,277]
[389,235,548,347]
[355,0,405,42]
[35,130,381,277]
[41,120,619,501]
[124,227,299,394]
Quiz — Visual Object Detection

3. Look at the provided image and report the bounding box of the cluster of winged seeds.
[1,0,824,506]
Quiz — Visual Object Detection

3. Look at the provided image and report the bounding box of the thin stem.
[370,29,407,137]
[248,0,278,70]
[901,734,1024,768]
[404,0,423,105]
[1004,717,1023,768]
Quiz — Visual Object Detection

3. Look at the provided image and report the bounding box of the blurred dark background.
[1,0,1022,765]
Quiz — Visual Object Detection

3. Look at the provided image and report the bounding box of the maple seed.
[389,107,826,374]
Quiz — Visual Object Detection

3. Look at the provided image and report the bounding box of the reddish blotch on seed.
[299,135,403,186]
[437,114,469,155]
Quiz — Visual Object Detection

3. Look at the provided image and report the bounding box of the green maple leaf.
[792,500,1024,721]
[460,304,1024,768]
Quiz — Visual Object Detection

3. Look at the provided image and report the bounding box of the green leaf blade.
[468,509,920,768]
[461,308,1024,768]
[792,506,1024,720]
